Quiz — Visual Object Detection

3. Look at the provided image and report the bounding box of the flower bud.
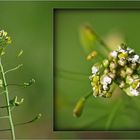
[119,81,125,88]
[118,59,126,66]
[120,69,126,78]
[73,97,86,118]
[103,59,109,67]
[105,92,112,98]
[109,62,117,69]
[130,63,137,70]
[126,67,133,76]
[108,72,116,79]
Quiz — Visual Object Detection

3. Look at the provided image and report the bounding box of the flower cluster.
[0,30,11,48]
[90,43,140,97]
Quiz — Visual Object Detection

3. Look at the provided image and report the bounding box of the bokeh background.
[0,1,51,139]
[1,1,140,139]
[55,9,140,133]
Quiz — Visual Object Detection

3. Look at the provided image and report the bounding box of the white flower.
[133,55,139,62]
[128,54,140,63]
[110,51,118,58]
[130,86,139,96]
[127,47,134,54]
[92,66,99,75]
[118,46,126,53]
[89,75,93,80]
[103,76,112,85]
[103,84,108,90]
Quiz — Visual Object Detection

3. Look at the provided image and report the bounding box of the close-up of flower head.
[90,43,140,98]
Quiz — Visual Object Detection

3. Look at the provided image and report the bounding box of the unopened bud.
[73,97,86,118]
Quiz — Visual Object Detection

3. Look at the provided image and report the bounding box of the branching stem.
[0,58,16,140]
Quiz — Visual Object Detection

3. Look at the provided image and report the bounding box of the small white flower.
[110,51,118,58]
[103,76,112,85]
[92,66,99,75]
[128,54,140,63]
[118,46,126,53]
[103,84,108,90]
[133,55,139,63]
[127,47,134,54]
[130,86,139,96]
[89,75,93,80]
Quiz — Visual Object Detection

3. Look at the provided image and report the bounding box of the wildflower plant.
[73,24,140,119]
[0,30,41,140]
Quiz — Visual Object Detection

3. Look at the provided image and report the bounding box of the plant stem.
[105,98,122,130]
[5,64,23,74]
[0,58,16,140]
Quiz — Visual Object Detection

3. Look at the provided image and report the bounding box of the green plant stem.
[84,90,92,99]
[92,28,111,52]
[0,58,16,140]
[0,116,9,119]
[5,64,23,74]
[105,99,122,130]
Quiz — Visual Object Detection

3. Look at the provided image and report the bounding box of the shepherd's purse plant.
[0,30,41,140]
[73,24,140,119]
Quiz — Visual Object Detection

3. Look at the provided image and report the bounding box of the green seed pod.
[103,59,109,67]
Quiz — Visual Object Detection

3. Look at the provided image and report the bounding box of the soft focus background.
[55,9,140,133]
[0,1,51,139]
[1,1,140,139]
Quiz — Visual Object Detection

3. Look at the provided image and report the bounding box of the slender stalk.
[84,90,92,99]
[92,28,111,52]
[5,64,23,74]
[105,99,122,130]
[0,58,16,140]
[0,116,9,119]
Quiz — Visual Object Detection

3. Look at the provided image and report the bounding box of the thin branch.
[5,64,23,74]
[0,128,11,131]
[0,105,10,108]
[0,116,9,119]
[6,84,24,87]
[105,99,122,130]
[0,114,42,132]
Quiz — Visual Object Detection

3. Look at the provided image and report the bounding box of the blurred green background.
[0,1,52,139]
[1,1,140,139]
[55,9,140,133]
